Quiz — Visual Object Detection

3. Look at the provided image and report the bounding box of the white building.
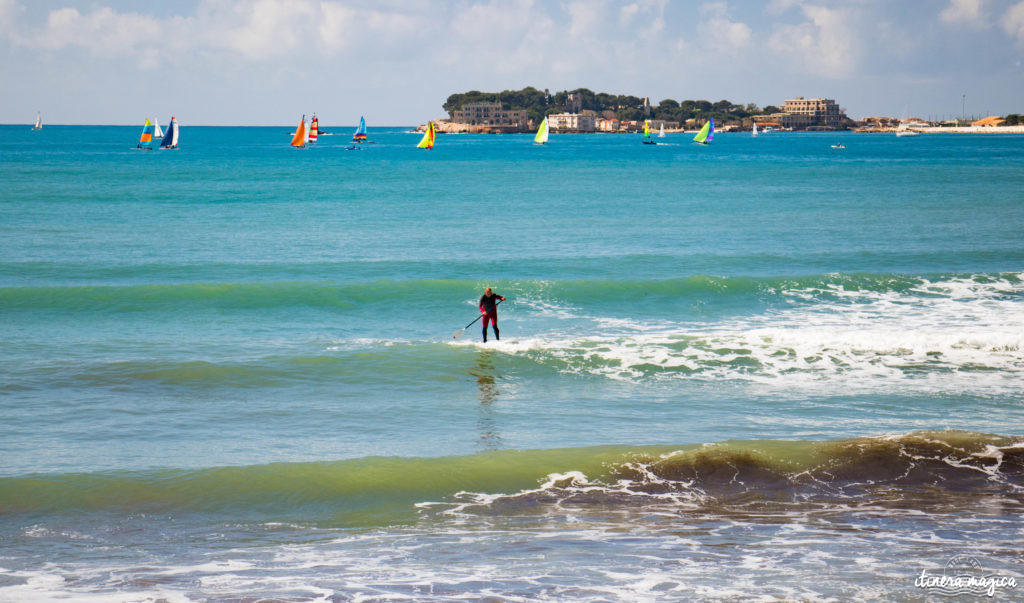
[547,113,596,132]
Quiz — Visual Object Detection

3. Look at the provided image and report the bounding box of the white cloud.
[768,4,860,77]
[26,6,164,61]
[766,0,801,15]
[940,0,989,26]
[619,0,667,33]
[208,0,316,60]
[698,3,751,55]
[316,2,422,57]
[447,0,556,74]
[0,0,20,35]
[619,3,640,26]
[1003,1,1024,43]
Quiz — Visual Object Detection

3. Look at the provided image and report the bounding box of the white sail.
[658,122,665,138]
[752,121,758,137]
[153,118,163,138]
[32,112,42,130]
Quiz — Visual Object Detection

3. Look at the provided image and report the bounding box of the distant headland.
[419,86,1023,134]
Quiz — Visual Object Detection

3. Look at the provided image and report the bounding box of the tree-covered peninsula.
[443,86,780,126]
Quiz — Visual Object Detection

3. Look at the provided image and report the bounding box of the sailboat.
[693,117,714,145]
[658,122,665,138]
[534,116,548,144]
[417,121,435,149]
[32,112,42,130]
[309,115,319,144]
[353,116,368,142]
[160,116,179,149]
[642,119,657,144]
[290,115,307,148]
[137,118,155,150]
[153,118,164,139]
[752,121,758,137]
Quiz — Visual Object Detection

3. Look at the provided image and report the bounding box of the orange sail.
[290,115,307,147]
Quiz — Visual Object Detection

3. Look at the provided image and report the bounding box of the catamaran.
[160,116,179,149]
[32,112,42,130]
[417,121,435,149]
[137,118,155,150]
[534,116,548,144]
[290,115,307,148]
[693,117,714,145]
[642,119,657,144]
[309,115,319,144]
[353,116,367,142]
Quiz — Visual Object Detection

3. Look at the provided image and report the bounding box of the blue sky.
[2,0,1023,125]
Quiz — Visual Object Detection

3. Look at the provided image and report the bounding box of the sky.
[1,0,1023,126]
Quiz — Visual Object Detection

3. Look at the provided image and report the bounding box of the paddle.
[453,299,502,340]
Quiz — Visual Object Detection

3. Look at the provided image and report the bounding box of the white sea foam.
[448,274,1024,394]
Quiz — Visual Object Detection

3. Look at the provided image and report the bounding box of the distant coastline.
[854,125,1024,134]
[416,121,1024,135]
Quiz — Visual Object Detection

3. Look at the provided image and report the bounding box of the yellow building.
[450,102,529,129]
[972,116,1005,127]
[778,97,843,129]
[547,113,596,132]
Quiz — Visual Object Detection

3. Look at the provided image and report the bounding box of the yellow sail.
[290,115,306,147]
[534,117,548,144]
[417,121,435,149]
[643,119,650,137]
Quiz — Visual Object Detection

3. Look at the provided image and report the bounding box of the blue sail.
[706,118,715,143]
[353,116,367,141]
[160,117,178,149]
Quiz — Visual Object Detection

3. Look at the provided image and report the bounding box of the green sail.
[693,120,711,144]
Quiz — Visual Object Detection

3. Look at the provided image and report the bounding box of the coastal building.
[450,102,529,131]
[972,116,1005,127]
[567,93,583,114]
[781,97,843,128]
[548,113,596,132]
[756,97,845,130]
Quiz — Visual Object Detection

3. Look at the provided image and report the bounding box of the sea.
[1,124,1022,602]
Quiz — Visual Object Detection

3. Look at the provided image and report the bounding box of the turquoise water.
[1,125,1023,600]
